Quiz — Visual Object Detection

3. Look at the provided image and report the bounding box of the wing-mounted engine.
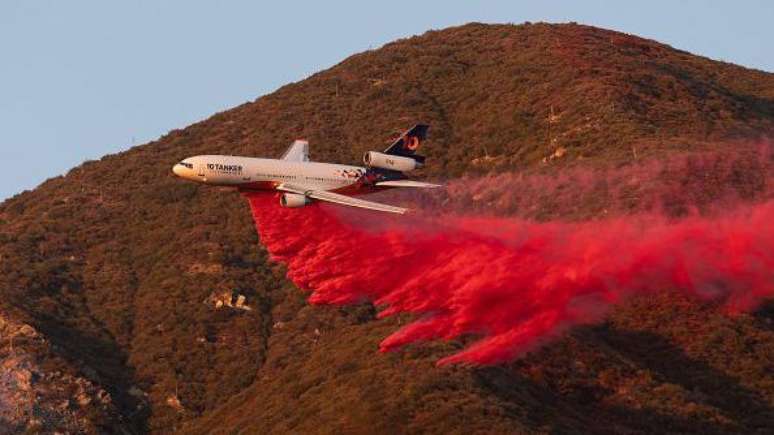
[279,193,310,208]
[363,151,424,172]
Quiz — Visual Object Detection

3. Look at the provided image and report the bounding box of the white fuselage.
[172,155,369,192]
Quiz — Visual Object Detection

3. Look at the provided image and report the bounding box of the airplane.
[172,124,440,214]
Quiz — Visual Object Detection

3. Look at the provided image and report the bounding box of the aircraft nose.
[172,164,184,177]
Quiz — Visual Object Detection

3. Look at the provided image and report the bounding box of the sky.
[1,0,773,201]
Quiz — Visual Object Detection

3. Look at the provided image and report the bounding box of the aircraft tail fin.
[384,124,429,161]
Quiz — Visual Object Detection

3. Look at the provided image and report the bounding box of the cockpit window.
[179,162,193,169]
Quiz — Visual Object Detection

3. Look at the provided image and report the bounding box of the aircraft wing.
[277,183,407,214]
[375,180,442,189]
[281,140,310,162]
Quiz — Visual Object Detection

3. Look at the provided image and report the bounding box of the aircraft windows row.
[179,162,193,169]
[259,174,297,179]
[305,176,338,182]
[254,173,345,183]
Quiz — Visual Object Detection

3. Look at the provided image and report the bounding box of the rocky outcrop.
[204,291,252,311]
[0,313,129,433]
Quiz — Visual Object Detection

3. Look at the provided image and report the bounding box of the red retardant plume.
[245,190,774,366]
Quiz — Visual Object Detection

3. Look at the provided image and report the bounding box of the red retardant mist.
[245,189,774,366]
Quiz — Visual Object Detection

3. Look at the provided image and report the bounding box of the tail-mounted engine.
[363,151,424,172]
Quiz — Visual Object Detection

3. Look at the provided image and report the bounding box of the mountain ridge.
[1,22,774,433]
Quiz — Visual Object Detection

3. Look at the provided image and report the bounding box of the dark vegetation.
[1,23,773,433]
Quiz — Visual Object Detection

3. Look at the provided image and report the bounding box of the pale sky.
[1,0,773,201]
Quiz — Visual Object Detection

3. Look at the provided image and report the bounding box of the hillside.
[1,22,774,433]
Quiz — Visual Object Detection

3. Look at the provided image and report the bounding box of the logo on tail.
[385,124,429,158]
[404,135,420,151]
